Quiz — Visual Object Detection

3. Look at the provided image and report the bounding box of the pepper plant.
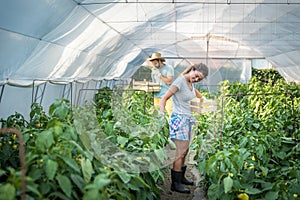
[193,69,300,200]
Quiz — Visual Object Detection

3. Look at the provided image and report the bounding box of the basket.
[190,98,217,113]
[132,79,160,92]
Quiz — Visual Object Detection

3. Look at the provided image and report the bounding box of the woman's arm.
[160,86,177,113]
[195,89,203,99]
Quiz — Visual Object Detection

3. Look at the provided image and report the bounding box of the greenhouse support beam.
[0,85,4,104]
[79,1,300,5]
[61,83,74,110]
[32,81,47,105]
[163,56,266,60]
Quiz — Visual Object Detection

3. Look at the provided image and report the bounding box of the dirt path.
[159,154,207,200]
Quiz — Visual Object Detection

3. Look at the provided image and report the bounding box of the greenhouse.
[0,0,300,200]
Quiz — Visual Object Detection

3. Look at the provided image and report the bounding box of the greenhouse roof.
[1,0,300,87]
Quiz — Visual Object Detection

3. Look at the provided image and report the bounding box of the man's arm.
[159,74,173,85]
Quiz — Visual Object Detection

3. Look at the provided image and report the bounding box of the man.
[147,52,174,115]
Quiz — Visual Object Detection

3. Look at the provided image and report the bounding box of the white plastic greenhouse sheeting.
[1,0,300,120]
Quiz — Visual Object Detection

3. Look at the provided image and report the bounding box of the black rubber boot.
[181,165,194,186]
[171,169,190,194]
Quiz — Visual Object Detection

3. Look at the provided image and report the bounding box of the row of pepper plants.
[193,69,300,200]
[1,69,299,200]
[0,88,170,200]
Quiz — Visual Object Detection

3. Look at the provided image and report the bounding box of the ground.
[159,158,207,200]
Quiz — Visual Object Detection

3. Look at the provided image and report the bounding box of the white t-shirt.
[171,75,196,116]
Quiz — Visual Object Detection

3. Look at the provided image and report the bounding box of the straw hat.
[147,52,165,62]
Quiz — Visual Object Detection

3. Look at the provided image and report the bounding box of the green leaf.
[51,104,69,120]
[149,162,158,172]
[39,182,51,195]
[35,129,54,152]
[277,151,286,160]
[131,175,151,189]
[26,184,41,196]
[83,189,99,200]
[70,174,85,192]
[239,137,248,147]
[46,159,58,180]
[265,191,278,200]
[84,176,111,191]
[69,141,94,161]
[256,144,264,157]
[117,136,128,146]
[118,171,131,183]
[0,183,15,200]
[65,126,77,141]
[206,158,217,177]
[0,170,5,177]
[167,138,176,150]
[93,174,111,190]
[81,157,94,183]
[25,152,39,166]
[207,183,219,200]
[28,168,43,181]
[127,182,140,191]
[245,187,262,195]
[56,174,72,198]
[59,156,80,173]
[53,125,63,136]
[223,175,233,193]
[259,166,269,177]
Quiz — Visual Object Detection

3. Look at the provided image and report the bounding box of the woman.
[160,63,209,194]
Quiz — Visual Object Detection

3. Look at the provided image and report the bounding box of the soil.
[159,154,207,200]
